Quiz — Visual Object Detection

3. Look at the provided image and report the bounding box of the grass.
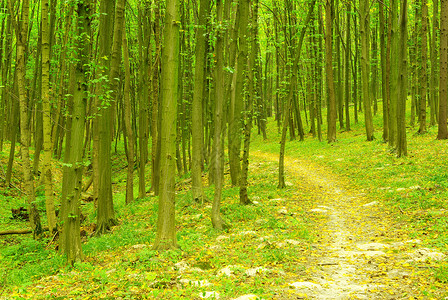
[1,99,448,298]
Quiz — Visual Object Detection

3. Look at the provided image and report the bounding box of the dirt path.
[252,150,445,300]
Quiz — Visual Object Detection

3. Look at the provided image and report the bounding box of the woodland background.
[1,0,448,298]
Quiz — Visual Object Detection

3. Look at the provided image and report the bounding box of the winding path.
[252,150,444,299]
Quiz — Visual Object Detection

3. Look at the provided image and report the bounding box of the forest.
[1,0,448,298]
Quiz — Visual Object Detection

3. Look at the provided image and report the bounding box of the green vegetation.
[1,102,448,298]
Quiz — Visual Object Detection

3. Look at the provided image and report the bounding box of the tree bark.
[418,0,429,134]
[438,0,448,139]
[95,0,117,235]
[8,0,42,238]
[325,0,337,143]
[41,0,57,235]
[279,0,316,188]
[191,0,210,203]
[211,0,229,230]
[123,17,135,204]
[360,0,374,141]
[60,0,90,264]
[153,0,180,249]
[397,0,408,157]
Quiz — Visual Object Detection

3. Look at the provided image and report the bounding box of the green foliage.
[0,238,65,288]
[434,262,448,284]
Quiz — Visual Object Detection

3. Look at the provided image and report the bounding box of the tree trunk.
[211,0,229,230]
[397,0,408,157]
[41,0,57,235]
[228,0,250,186]
[278,0,316,188]
[418,0,429,134]
[60,0,90,264]
[8,0,42,238]
[153,0,180,249]
[430,0,439,125]
[325,0,337,143]
[191,0,210,203]
[240,0,259,205]
[151,1,161,195]
[379,2,389,141]
[438,0,448,139]
[389,0,399,148]
[345,3,351,132]
[95,0,117,235]
[360,0,374,141]
[123,17,135,204]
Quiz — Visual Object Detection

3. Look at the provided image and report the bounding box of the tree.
[438,0,448,139]
[191,0,210,203]
[60,0,90,264]
[397,0,409,157]
[228,0,250,186]
[137,2,150,199]
[379,2,389,141]
[418,0,429,134]
[41,0,57,234]
[389,0,399,148]
[7,0,43,238]
[153,0,180,249]
[240,0,259,205]
[345,3,352,132]
[278,0,316,188]
[211,0,229,230]
[95,0,117,235]
[122,17,135,204]
[360,0,374,141]
[325,0,337,143]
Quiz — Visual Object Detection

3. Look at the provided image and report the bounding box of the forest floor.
[253,150,446,299]
[1,122,448,299]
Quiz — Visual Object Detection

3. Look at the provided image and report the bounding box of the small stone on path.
[310,208,328,213]
[216,235,229,242]
[362,201,378,207]
[289,281,322,290]
[245,267,269,277]
[408,248,446,262]
[277,208,288,215]
[218,265,241,277]
[131,244,147,249]
[357,243,389,251]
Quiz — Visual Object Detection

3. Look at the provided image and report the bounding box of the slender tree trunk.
[191,0,210,203]
[228,0,249,187]
[438,0,448,139]
[123,17,134,204]
[153,0,180,249]
[418,0,429,133]
[211,0,230,230]
[389,0,399,148]
[345,3,351,132]
[379,3,389,141]
[240,0,259,205]
[360,0,374,141]
[397,0,408,157]
[41,0,57,234]
[151,1,161,195]
[431,0,439,125]
[325,0,337,143]
[279,0,316,188]
[8,0,42,238]
[137,3,150,198]
[60,0,90,264]
[95,0,117,235]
